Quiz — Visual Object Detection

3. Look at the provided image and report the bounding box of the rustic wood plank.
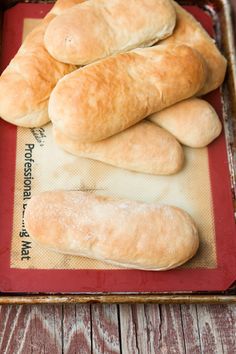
[0,303,236,354]
[62,304,91,353]
[119,304,164,354]
[119,304,141,354]
[0,305,62,354]
[91,304,120,354]
[119,304,187,354]
[142,304,162,353]
[153,304,186,354]
[196,304,236,354]
[180,305,201,354]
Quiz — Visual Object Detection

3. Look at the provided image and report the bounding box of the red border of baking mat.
[0,3,235,293]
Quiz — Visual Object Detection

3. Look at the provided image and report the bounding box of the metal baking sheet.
[0,0,235,303]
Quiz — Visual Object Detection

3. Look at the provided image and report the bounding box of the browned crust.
[44,0,176,65]
[0,0,84,127]
[161,2,227,94]
[49,44,207,142]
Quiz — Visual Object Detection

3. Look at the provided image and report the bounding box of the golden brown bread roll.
[149,98,222,148]
[49,44,207,142]
[44,0,176,65]
[161,2,227,94]
[25,191,199,270]
[0,0,85,128]
[53,120,184,175]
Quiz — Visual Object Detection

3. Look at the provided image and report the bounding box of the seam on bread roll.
[0,0,85,128]
[44,0,176,65]
[53,120,184,175]
[24,191,199,271]
[149,98,222,147]
[49,44,207,142]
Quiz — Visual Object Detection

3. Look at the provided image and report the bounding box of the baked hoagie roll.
[149,98,222,148]
[0,0,84,127]
[49,44,207,142]
[25,191,199,270]
[161,2,227,94]
[44,0,176,65]
[53,120,184,175]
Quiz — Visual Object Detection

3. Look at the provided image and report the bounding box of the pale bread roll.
[0,0,85,128]
[53,120,184,175]
[44,0,176,65]
[24,191,199,270]
[49,44,207,142]
[149,98,222,148]
[161,2,227,95]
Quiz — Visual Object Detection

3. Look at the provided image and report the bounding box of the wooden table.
[0,303,236,352]
[0,3,236,353]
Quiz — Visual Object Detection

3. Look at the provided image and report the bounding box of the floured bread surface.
[44,0,176,65]
[49,44,207,142]
[0,0,85,127]
[53,121,184,175]
[149,98,222,147]
[25,191,199,271]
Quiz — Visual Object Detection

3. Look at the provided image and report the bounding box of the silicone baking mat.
[0,2,235,293]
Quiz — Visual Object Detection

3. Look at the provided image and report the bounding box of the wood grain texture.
[158,304,186,353]
[196,305,236,354]
[119,304,187,353]
[0,305,62,354]
[0,304,236,353]
[91,304,120,354]
[180,304,201,354]
[119,304,161,354]
[62,304,91,353]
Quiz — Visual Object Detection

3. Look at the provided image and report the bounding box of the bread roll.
[44,0,176,65]
[25,191,199,270]
[49,44,207,142]
[0,0,84,128]
[161,2,227,95]
[149,98,222,148]
[53,120,184,175]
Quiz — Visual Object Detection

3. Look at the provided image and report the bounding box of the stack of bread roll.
[0,0,227,270]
